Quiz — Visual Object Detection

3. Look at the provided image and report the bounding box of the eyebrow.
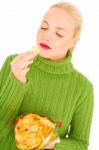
[42,20,68,33]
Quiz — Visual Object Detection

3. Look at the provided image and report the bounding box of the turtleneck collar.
[33,50,74,75]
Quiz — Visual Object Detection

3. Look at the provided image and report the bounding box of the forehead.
[43,7,76,31]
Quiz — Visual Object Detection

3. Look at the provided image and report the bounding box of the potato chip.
[31,45,41,55]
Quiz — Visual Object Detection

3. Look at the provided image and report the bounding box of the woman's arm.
[0,55,29,139]
[54,82,94,150]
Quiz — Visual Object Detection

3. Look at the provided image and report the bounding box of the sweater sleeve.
[0,55,29,139]
[54,82,94,150]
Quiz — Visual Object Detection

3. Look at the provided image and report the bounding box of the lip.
[39,43,51,50]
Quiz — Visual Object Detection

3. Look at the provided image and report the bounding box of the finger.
[45,143,55,149]
[11,50,37,69]
[13,51,31,62]
[20,51,38,61]
[21,67,30,75]
[18,60,33,69]
[11,53,34,68]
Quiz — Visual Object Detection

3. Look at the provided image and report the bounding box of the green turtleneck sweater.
[0,50,94,150]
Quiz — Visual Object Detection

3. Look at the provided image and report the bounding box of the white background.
[0,0,99,149]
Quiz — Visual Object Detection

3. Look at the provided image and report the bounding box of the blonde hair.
[50,2,83,39]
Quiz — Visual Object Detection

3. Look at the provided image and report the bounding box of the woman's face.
[37,7,77,60]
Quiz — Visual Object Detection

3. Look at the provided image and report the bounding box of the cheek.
[36,30,42,43]
[37,30,40,38]
[54,39,67,49]
[53,38,73,53]
[59,37,73,48]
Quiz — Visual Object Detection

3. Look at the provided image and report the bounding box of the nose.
[43,30,53,42]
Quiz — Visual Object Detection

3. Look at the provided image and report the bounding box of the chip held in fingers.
[31,45,41,55]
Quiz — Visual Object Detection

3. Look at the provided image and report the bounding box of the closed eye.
[56,33,64,37]
[40,27,48,30]
[40,27,64,37]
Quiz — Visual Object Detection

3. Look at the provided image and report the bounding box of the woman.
[0,2,94,150]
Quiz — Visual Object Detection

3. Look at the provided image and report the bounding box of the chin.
[39,52,52,59]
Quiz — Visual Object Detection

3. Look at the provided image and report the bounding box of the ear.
[70,36,80,49]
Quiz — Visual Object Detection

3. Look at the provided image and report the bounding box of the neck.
[45,52,68,62]
[50,56,66,62]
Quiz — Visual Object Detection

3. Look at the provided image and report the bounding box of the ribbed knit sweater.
[0,50,94,150]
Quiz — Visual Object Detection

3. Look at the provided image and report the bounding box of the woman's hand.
[10,51,37,83]
[45,143,55,149]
